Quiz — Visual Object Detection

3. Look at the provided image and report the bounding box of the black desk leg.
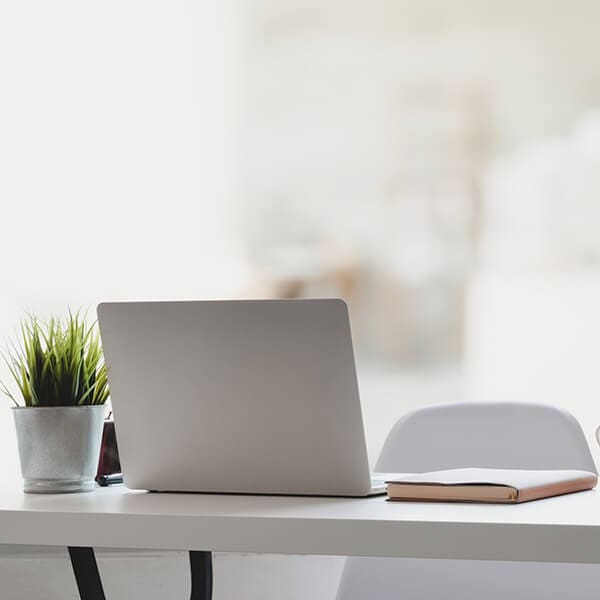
[68,547,106,600]
[189,551,213,600]
[68,546,212,600]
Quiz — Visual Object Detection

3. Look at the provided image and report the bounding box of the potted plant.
[1,312,109,493]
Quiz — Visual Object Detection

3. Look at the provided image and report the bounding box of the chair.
[337,402,598,600]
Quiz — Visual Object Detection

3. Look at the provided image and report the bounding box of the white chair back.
[337,402,597,600]
[376,402,596,473]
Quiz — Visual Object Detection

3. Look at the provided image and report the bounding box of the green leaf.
[0,310,110,407]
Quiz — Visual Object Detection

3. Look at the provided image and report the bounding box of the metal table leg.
[68,547,106,600]
[67,547,214,600]
[189,551,213,600]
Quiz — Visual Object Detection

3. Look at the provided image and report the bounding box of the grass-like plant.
[0,312,109,407]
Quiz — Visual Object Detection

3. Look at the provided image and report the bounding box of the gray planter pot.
[13,405,106,493]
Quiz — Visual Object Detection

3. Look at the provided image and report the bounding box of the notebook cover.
[386,468,597,503]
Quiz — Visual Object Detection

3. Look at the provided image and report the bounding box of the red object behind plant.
[96,418,121,481]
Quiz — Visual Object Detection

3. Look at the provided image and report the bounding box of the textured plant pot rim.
[11,405,106,411]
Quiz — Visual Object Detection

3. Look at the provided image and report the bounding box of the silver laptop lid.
[97,299,372,495]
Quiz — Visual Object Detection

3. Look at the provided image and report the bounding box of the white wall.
[0,0,244,319]
[0,0,246,468]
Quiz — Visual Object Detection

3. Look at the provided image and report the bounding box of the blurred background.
[2,0,600,598]
[239,0,600,458]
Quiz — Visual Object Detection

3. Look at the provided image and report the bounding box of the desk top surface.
[1,482,600,562]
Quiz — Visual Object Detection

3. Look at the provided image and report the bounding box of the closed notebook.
[386,468,597,504]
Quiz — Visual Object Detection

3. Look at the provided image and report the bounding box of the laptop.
[97,298,398,496]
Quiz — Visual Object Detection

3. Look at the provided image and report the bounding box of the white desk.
[1,484,600,564]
